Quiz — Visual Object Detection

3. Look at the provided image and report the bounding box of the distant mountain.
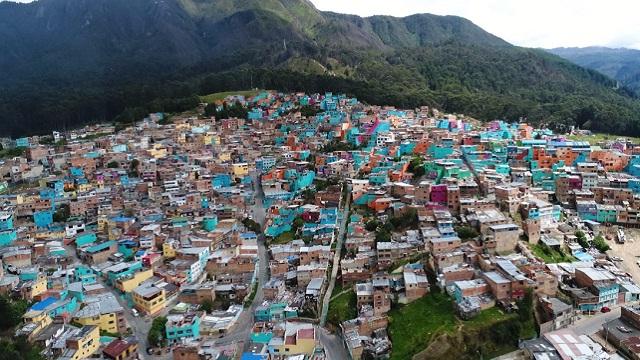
[549,47,640,94]
[0,0,639,136]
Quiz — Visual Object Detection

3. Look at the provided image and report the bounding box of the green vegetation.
[242,218,262,234]
[365,219,379,232]
[299,105,320,117]
[575,230,589,249]
[388,292,457,360]
[454,225,479,241]
[0,295,30,331]
[301,189,316,204]
[147,316,168,348]
[327,289,357,326]
[244,283,258,308]
[199,299,214,313]
[388,252,426,273]
[199,90,262,104]
[407,157,425,177]
[81,132,111,140]
[315,177,339,191]
[106,161,119,168]
[271,231,295,245]
[99,330,121,337]
[204,101,248,120]
[53,204,71,223]
[389,209,419,231]
[575,230,610,253]
[4,0,640,138]
[388,291,537,360]
[593,234,610,252]
[531,243,575,263]
[370,210,419,243]
[0,147,25,159]
[292,217,304,234]
[0,337,45,360]
[567,132,640,145]
[320,140,362,153]
[0,296,44,360]
[549,47,640,95]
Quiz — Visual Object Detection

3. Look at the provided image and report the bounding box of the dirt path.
[607,228,640,282]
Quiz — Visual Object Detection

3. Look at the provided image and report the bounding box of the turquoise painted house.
[166,315,201,344]
[76,232,97,247]
[73,265,97,284]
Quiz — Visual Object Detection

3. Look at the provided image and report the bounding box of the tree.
[375,228,391,242]
[200,299,214,313]
[242,218,262,234]
[365,220,380,232]
[299,105,319,118]
[575,230,589,249]
[0,295,29,331]
[302,189,316,204]
[0,336,45,360]
[592,234,610,253]
[129,158,140,177]
[455,225,479,240]
[106,161,119,168]
[389,209,418,230]
[407,157,425,177]
[53,204,70,223]
[292,217,305,233]
[148,316,168,348]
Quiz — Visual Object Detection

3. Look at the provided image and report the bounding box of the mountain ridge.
[1,0,639,136]
[548,46,640,95]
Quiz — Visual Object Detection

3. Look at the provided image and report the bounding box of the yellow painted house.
[27,274,48,299]
[132,283,166,315]
[271,324,317,356]
[147,144,168,159]
[162,242,177,259]
[115,269,154,293]
[232,162,249,177]
[21,274,47,300]
[72,294,125,334]
[73,311,119,334]
[16,309,52,339]
[77,183,93,192]
[61,325,100,360]
[218,152,231,162]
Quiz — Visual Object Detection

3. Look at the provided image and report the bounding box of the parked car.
[131,308,139,317]
[601,307,611,313]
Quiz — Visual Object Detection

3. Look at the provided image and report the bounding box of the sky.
[310,0,640,49]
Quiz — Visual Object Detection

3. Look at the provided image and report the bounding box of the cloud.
[309,0,640,49]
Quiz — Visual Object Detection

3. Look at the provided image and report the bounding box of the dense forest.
[0,0,639,136]
[550,47,640,96]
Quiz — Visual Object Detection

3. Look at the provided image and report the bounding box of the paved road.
[212,171,268,349]
[63,244,163,360]
[569,307,621,335]
[319,184,351,327]
[317,327,350,360]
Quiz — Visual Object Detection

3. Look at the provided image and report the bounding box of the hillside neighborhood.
[2,90,640,360]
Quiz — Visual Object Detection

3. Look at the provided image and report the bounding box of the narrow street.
[568,307,622,335]
[319,184,351,327]
[63,243,161,360]
[212,171,268,349]
[317,327,350,360]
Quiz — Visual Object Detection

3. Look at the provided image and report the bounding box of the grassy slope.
[530,243,576,263]
[568,132,640,145]
[199,90,263,104]
[388,293,535,360]
[327,288,357,326]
